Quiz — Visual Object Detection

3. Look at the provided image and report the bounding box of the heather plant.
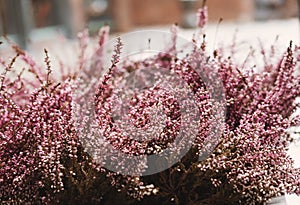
[0,37,148,204]
[1,5,300,205]
[129,36,300,205]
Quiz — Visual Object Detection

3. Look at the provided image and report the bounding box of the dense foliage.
[1,7,300,205]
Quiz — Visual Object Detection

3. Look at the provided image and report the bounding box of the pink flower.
[197,6,208,29]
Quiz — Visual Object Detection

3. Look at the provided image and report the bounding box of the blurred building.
[0,0,109,48]
[0,0,298,48]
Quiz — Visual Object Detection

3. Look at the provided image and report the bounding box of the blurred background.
[0,0,298,49]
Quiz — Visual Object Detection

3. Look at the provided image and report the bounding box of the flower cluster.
[1,7,300,205]
[0,37,145,204]
[196,41,300,204]
[0,47,77,203]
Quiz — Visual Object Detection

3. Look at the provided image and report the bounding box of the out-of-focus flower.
[196,6,208,29]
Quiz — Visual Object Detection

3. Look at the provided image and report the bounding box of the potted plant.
[0,5,299,205]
